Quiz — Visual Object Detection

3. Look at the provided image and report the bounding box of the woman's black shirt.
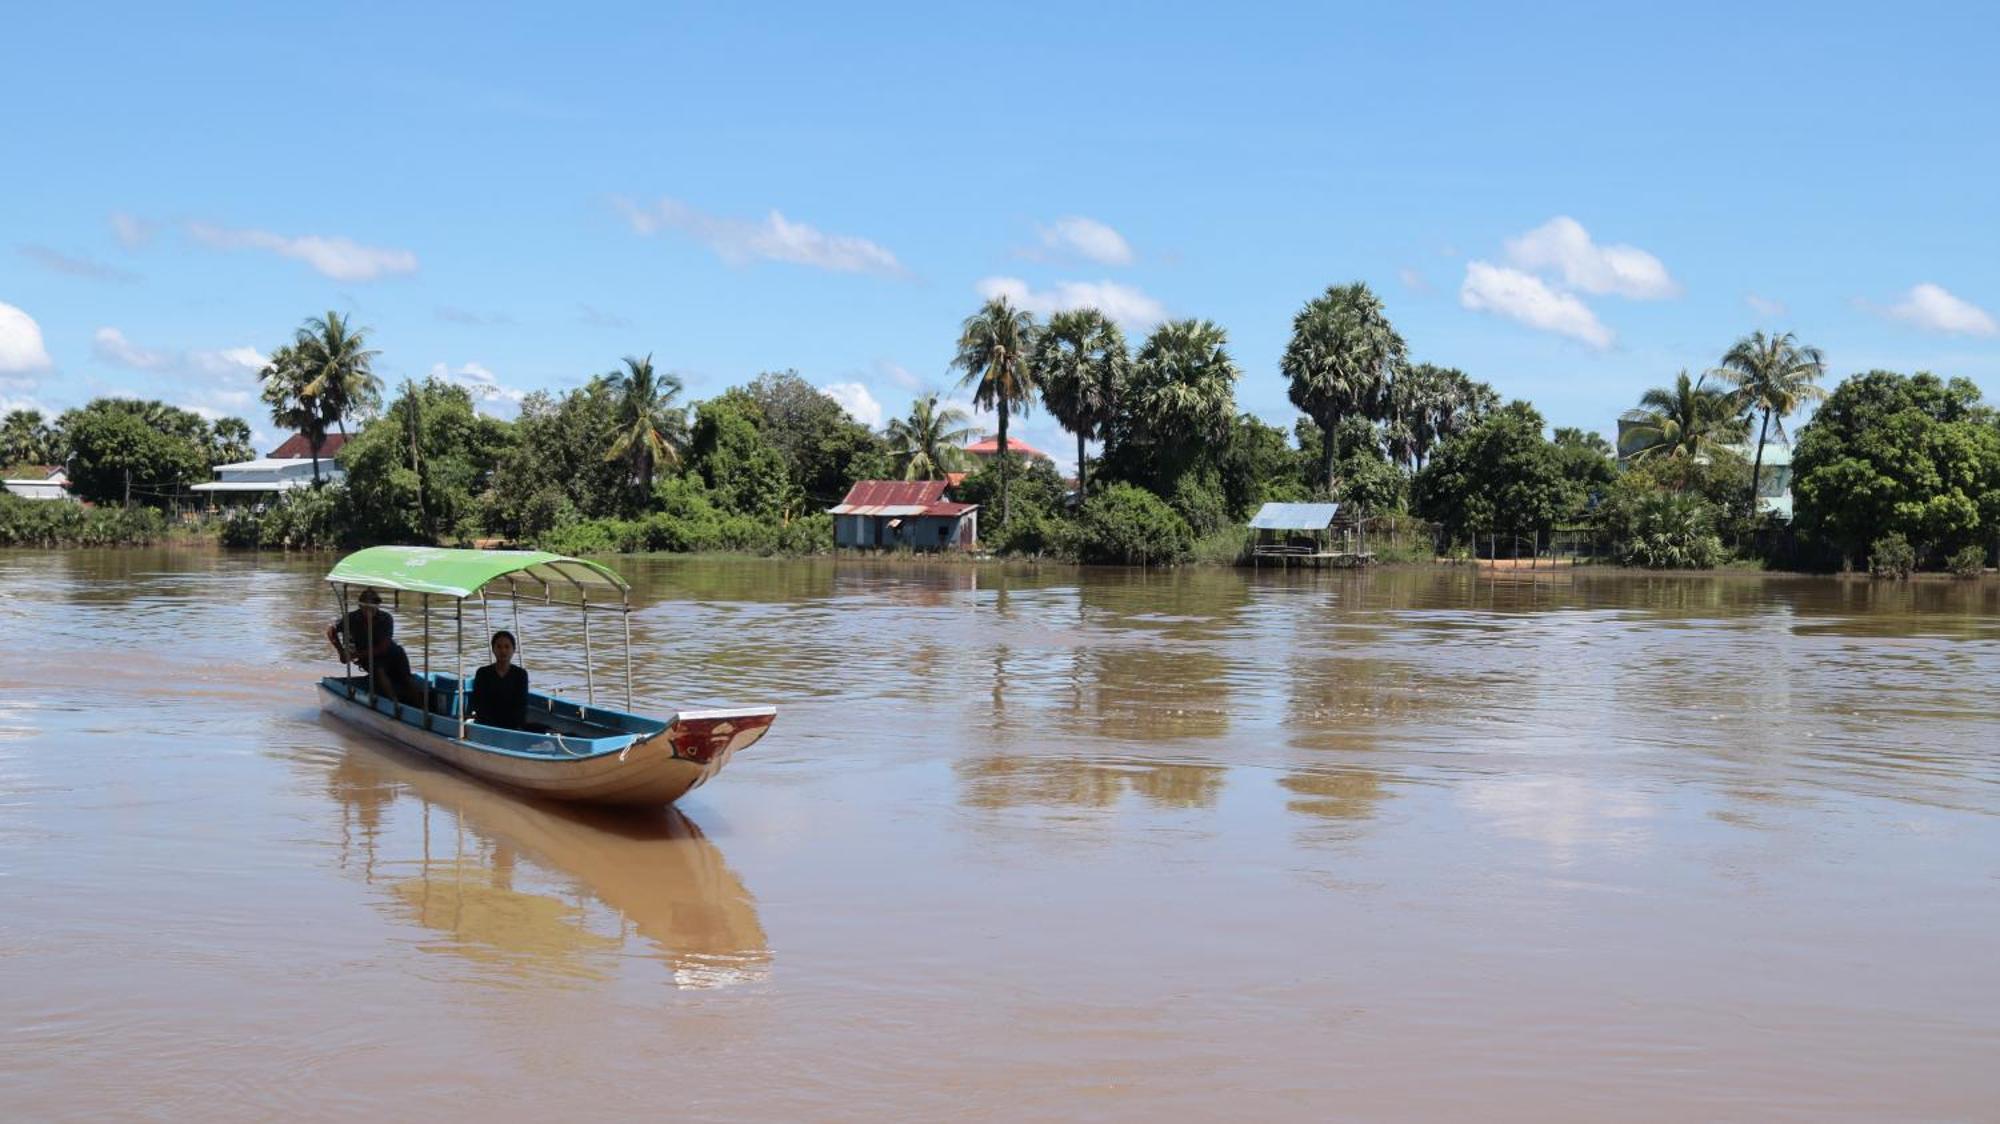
[470,664,529,730]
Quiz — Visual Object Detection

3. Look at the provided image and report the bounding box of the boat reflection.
[322,728,770,989]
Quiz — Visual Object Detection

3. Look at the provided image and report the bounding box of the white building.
[189,433,347,508]
[1,465,73,501]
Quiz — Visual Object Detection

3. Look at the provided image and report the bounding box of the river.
[2,550,1997,1120]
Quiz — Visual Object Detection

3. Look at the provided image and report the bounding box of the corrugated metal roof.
[828,479,977,517]
[1249,502,1342,530]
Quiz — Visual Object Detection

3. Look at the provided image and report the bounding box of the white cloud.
[110,212,154,249]
[185,221,419,281]
[1745,293,1789,318]
[1033,216,1135,266]
[1503,215,1678,299]
[19,245,139,283]
[1398,266,1431,294]
[1879,282,1997,336]
[429,362,526,416]
[877,360,924,391]
[189,346,266,377]
[614,196,905,276]
[93,326,174,371]
[0,302,54,373]
[973,276,1166,331]
[820,381,884,428]
[1460,261,1614,349]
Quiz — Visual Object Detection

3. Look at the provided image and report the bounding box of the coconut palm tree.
[1129,319,1240,449]
[885,394,975,481]
[258,344,329,486]
[951,296,1038,523]
[1714,330,1827,507]
[1031,308,1127,500]
[602,354,685,496]
[1282,282,1406,495]
[1618,371,1742,463]
[293,311,382,448]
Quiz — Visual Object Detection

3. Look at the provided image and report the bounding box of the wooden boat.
[318,546,775,807]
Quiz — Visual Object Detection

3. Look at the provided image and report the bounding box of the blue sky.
[6,2,2000,466]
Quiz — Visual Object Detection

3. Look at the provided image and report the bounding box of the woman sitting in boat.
[326,589,422,706]
[470,630,530,730]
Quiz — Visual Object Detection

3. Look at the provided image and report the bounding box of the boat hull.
[318,682,774,807]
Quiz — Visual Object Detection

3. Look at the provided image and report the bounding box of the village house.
[828,480,979,550]
[190,432,348,509]
[961,435,1052,465]
[1,464,73,501]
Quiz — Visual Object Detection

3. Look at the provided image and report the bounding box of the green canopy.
[325,546,629,600]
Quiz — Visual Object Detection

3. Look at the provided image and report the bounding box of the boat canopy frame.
[325,547,636,739]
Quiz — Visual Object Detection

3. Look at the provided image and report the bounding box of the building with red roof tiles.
[828,479,979,550]
[961,435,1050,462]
[266,432,347,460]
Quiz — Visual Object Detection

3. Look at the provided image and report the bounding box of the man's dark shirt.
[471,664,530,730]
[339,609,394,668]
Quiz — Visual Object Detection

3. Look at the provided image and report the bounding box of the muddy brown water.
[2,549,1997,1121]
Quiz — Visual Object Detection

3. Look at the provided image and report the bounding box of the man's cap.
[358,589,383,604]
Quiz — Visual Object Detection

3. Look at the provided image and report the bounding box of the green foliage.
[1792,371,2000,566]
[1618,371,1746,462]
[954,457,1069,521]
[220,485,354,549]
[1073,483,1193,565]
[1551,427,1618,518]
[1215,414,1308,515]
[885,393,975,481]
[486,379,631,536]
[1412,402,1574,539]
[1168,471,1231,537]
[0,409,61,465]
[1869,532,1916,579]
[1946,543,1987,577]
[953,296,1038,523]
[1596,488,1726,569]
[602,354,687,498]
[1282,282,1405,491]
[340,379,512,544]
[743,371,888,505]
[0,493,167,545]
[687,396,798,518]
[1033,309,1127,498]
[56,399,215,505]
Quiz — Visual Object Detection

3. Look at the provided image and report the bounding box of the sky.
[6,1,2000,468]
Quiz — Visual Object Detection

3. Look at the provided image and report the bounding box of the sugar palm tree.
[602,354,685,495]
[207,417,255,465]
[952,296,1037,523]
[1130,319,1239,449]
[258,343,329,486]
[1714,330,1827,507]
[1618,370,1741,463]
[293,311,382,448]
[1031,308,1127,500]
[885,394,975,481]
[1,408,58,465]
[1282,282,1406,495]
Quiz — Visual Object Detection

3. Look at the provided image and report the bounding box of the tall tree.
[951,296,1037,523]
[1714,330,1827,508]
[293,310,382,448]
[1,409,58,465]
[1128,319,1240,451]
[885,394,975,481]
[258,343,329,486]
[1031,308,1127,500]
[1282,282,1407,496]
[1617,371,1743,464]
[207,417,255,465]
[602,354,686,498]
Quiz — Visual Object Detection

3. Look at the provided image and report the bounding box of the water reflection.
[957,755,1227,811]
[323,734,770,988]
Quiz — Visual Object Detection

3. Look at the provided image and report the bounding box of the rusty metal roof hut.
[1248,502,1370,568]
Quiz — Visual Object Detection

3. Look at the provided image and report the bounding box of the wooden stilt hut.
[1248,502,1370,568]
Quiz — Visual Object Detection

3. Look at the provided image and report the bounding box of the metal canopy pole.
[581,593,595,706]
[508,579,523,673]
[456,598,467,740]
[337,584,354,700]
[421,594,432,732]
[621,597,633,712]
[365,596,377,709]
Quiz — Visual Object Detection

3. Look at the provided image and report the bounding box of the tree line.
[6,289,1999,572]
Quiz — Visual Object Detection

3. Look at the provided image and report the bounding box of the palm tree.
[207,417,255,465]
[1714,330,1827,507]
[602,354,685,495]
[0,409,57,465]
[1387,363,1456,472]
[258,344,329,486]
[951,297,1038,523]
[293,311,382,448]
[1282,282,1406,495]
[885,394,975,480]
[1618,371,1742,463]
[1032,309,1127,500]
[1129,319,1240,449]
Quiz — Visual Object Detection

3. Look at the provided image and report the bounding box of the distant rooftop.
[267,432,348,459]
[962,435,1049,460]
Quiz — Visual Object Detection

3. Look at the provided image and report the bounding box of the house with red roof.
[961,435,1051,463]
[828,479,979,550]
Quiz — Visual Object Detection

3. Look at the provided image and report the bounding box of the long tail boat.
[318,547,774,807]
